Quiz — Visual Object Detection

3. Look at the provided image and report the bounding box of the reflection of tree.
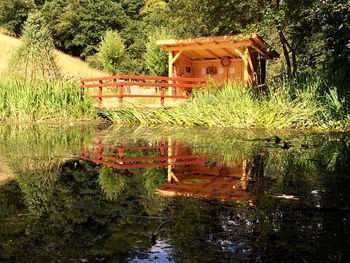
[1,125,350,262]
[0,158,170,262]
[98,166,127,200]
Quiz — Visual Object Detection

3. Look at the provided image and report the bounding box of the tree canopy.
[0,0,349,78]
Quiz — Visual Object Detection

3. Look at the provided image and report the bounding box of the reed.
[0,78,94,122]
[103,77,350,130]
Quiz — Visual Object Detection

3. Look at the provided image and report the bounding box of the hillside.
[0,33,106,78]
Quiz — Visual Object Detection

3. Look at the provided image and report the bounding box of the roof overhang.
[157,33,279,60]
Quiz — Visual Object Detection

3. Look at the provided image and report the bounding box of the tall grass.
[0,78,94,122]
[103,78,350,130]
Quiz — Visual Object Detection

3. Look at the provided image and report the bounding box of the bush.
[144,29,172,76]
[98,30,126,75]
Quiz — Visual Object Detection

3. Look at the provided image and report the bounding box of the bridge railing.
[80,140,205,170]
[80,75,206,108]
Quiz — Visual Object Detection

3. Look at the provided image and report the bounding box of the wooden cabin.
[157,33,278,86]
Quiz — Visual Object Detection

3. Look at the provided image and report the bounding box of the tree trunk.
[291,49,297,79]
[278,31,292,77]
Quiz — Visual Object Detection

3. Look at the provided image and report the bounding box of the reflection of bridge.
[81,139,253,203]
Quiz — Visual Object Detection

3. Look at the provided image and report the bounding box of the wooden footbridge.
[80,75,206,108]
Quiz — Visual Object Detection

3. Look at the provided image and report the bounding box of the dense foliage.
[6,10,61,81]
[102,78,350,130]
[0,0,349,77]
[0,79,93,122]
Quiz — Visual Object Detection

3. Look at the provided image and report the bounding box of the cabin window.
[185,66,192,73]
[229,67,235,74]
[206,66,217,75]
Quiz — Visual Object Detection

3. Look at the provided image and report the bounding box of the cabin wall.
[174,58,244,84]
[173,56,193,78]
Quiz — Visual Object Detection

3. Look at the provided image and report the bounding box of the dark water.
[1,125,350,262]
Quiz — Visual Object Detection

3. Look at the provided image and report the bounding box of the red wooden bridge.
[80,139,205,170]
[80,75,206,108]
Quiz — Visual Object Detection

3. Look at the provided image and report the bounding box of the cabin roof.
[157,33,279,60]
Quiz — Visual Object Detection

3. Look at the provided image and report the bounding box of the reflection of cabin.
[157,34,279,86]
[158,143,252,203]
[81,139,254,203]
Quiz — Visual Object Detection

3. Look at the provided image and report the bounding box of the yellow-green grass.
[102,81,350,130]
[0,33,106,79]
[0,78,94,122]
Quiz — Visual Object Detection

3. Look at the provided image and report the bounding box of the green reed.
[103,78,350,130]
[0,78,94,122]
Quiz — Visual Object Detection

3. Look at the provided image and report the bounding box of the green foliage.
[0,0,35,36]
[144,29,171,76]
[102,78,350,130]
[0,78,94,122]
[140,0,170,30]
[6,11,61,81]
[41,0,128,58]
[98,30,126,75]
[98,167,127,200]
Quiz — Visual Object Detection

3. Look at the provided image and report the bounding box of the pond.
[0,124,350,262]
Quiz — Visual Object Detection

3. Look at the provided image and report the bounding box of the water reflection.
[1,125,350,262]
[80,137,264,204]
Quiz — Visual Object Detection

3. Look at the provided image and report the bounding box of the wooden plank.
[169,51,174,78]
[189,50,205,59]
[167,138,172,182]
[222,48,238,58]
[82,81,205,89]
[171,50,184,64]
[81,75,206,83]
[164,41,251,52]
[81,150,203,163]
[205,49,220,58]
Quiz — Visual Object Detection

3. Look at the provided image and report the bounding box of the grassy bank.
[0,79,94,122]
[103,77,350,130]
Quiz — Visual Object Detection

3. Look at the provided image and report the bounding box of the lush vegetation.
[0,79,93,122]
[102,76,350,130]
[0,0,348,77]
[0,0,349,127]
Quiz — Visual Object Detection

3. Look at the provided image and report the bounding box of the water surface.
[1,125,350,262]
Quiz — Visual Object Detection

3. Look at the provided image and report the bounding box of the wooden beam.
[167,138,172,182]
[190,50,205,59]
[165,41,251,52]
[205,49,220,58]
[181,52,192,60]
[233,47,246,59]
[171,49,183,64]
[249,38,268,58]
[222,48,238,58]
[241,48,250,85]
[168,51,174,77]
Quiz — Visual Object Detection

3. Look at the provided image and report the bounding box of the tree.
[41,0,128,58]
[144,29,171,76]
[0,0,36,36]
[168,0,259,37]
[7,10,61,81]
[98,30,126,75]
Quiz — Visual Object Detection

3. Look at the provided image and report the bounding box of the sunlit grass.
[103,78,350,130]
[0,33,106,79]
[0,78,94,122]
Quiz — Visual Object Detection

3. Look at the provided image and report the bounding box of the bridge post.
[119,83,124,104]
[161,80,165,107]
[98,80,103,108]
